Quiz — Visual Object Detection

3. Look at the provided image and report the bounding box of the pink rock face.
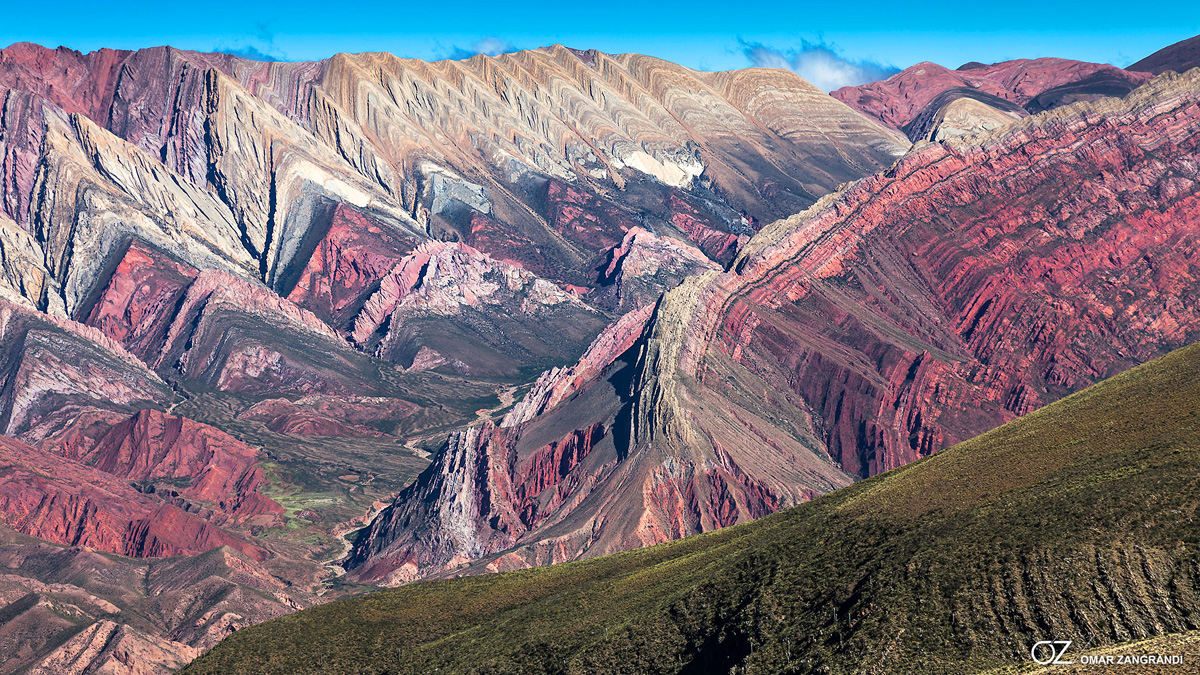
[343,297,845,584]
[706,71,1200,478]
[38,408,283,521]
[82,240,198,360]
[543,180,634,254]
[0,43,324,186]
[598,226,721,311]
[0,300,173,437]
[0,43,129,123]
[81,243,365,397]
[346,239,608,377]
[79,238,434,397]
[0,434,267,560]
[502,304,656,428]
[833,58,1153,138]
[286,203,420,328]
[144,269,372,395]
[666,193,744,263]
[349,241,582,344]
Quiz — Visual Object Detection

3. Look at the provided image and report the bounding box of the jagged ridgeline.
[184,338,1200,674]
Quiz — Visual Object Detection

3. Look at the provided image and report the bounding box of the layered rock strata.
[348,69,1200,583]
[834,58,1152,140]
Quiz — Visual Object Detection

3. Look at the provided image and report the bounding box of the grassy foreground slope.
[184,342,1200,675]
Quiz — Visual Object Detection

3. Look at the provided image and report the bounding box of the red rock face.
[833,58,1152,139]
[543,180,634,255]
[465,212,565,281]
[80,242,411,397]
[0,89,52,229]
[511,424,604,528]
[38,408,282,521]
[0,435,267,560]
[346,240,610,377]
[81,240,198,359]
[666,193,744,264]
[343,298,847,584]
[707,70,1200,477]
[285,203,420,328]
[0,301,173,437]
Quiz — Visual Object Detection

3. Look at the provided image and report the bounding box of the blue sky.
[4,0,1199,90]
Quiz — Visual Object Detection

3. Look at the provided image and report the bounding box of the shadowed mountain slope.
[1130,33,1200,75]
[184,335,1200,675]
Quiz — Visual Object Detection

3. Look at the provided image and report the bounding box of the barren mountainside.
[345,66,1200,585]
[833,57,1152,140]
[0,39,911,673]
[0,33,1198,674]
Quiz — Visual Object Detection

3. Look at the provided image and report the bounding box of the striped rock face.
[346,69,1200,585]
[0,39,911,673]
[3,35,1199,675]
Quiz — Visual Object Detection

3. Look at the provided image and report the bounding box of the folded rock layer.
[347,68,1200,583]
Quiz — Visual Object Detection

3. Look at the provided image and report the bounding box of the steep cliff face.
[833,58,1152,140]
[283,203,420,329]
[347,69,1200,583]
[79,240,397,396]
[238,395,418,437]
[595,227,721,311]
[346,240,609,377]
[0,300,172,437]
[345,297,851,584]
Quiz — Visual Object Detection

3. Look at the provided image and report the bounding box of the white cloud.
[446,37,518,60]
[741,39,899,92]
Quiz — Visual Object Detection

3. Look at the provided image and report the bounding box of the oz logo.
[1031,640,1075,665]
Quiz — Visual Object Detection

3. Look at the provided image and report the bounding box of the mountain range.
[0,30,1198,674]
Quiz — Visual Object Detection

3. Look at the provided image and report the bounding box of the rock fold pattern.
[348,69,1200,583]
